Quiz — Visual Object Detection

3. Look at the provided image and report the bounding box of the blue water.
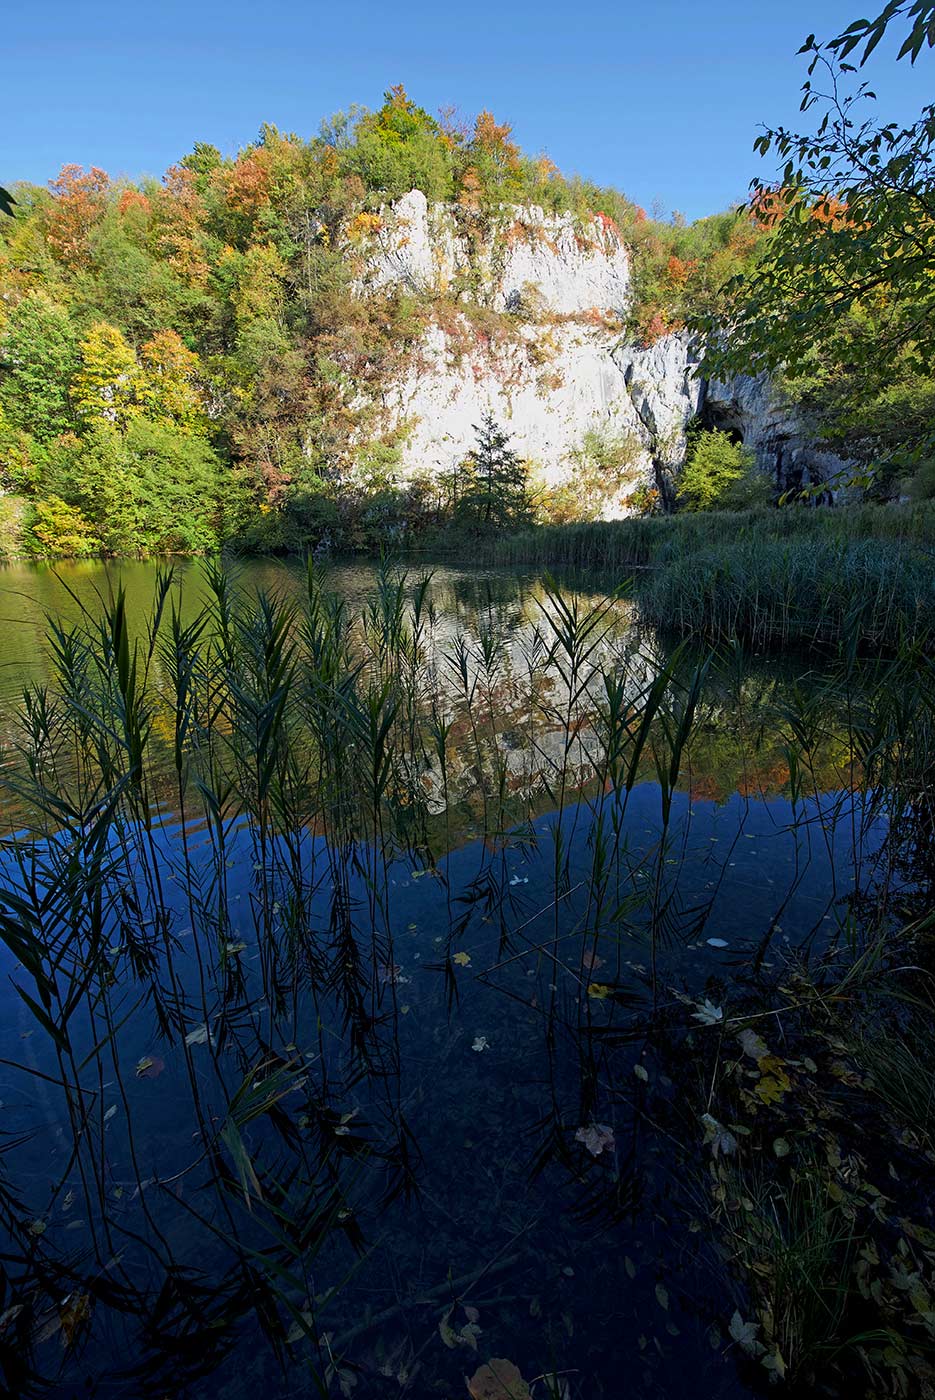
[0,775,886,1398]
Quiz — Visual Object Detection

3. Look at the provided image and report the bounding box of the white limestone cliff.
[355,188,631,314]
[348,190,836,513]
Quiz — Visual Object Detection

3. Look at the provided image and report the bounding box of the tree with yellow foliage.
[72,323,139,430]
[138,330,206,434]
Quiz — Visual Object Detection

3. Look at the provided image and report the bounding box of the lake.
[0,557,911,1399]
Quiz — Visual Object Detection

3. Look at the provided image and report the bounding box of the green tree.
[123,416,221,550]
[30,494,98,557]
[677,430,771,511]
[458,414,531,527]
[42,419,220,554]
[698,3,935,472]
[0,292,78,440]
[72,322,139,429]
[138,329,206,432]
[342,86,454,202]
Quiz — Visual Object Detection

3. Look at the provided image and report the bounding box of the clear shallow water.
[0,559,897,1399]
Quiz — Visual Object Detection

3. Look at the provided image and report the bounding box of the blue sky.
[3,0,932,220]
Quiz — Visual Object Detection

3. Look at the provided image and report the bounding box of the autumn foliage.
[0,86,766,557]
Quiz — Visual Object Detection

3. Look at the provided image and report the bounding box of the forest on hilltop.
[2,6,933,561]
[0,88,766,557]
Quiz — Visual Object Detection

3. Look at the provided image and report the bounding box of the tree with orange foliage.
[46,165,109,269]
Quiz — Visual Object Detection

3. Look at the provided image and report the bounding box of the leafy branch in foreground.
[696,4,935,478]
[827,1,935,67]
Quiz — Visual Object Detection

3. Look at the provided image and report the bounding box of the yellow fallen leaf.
[60,1293,92,1349]
[453,951,471,967]
[587,982,614,1000]
[467,1358,531,1400]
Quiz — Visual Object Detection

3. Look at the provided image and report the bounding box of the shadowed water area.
[0,559,925,1399]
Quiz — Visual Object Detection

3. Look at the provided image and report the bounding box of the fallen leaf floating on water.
[453,951,471,967]
[762,1348,787,1379]
[737,1027,769,1059]
[581,950,604,972]
[472,1036,489,1052]
[633,1063,649,1082]
[439,1306,482,1350]
[135,1055,164,1080]
[285,1308,314,1344]
[0,1305,23,1334]
[586,982,614,1000]
[59,1292,92,1350]
[575,1122,615,1157]
[706,938,729,949]
[729,1310,766,1359]
[701,1113,738,1158]
[466,1358,532,1400]
[692,998,724,1026]
[754,1055,792,1105]
[184,1023,213,1048]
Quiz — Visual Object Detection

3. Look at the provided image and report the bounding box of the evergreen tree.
[459,413,530,528]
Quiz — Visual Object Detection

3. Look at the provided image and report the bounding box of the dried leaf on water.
[136,1055,165,1080]
[701,1113,738,1158]
[466,1358,532,1400]
[439,1306,482,1350]
[754,1056,792,1105]
[59,1292,92,1349]
[737,1027,769,1059]
[575,1122,615,1157]
[729,1310,766,1358]
[692,999,724,1026]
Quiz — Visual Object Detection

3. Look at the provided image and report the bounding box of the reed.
[0,560,932,1396]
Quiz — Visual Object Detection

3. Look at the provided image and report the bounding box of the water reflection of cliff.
[0,559,856,841]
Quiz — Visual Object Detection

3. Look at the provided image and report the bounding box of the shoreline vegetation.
[6,499,933,655]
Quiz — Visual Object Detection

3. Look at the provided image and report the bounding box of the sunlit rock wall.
[349,189,835,512]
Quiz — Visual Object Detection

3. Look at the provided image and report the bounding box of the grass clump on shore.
[479,504,935,652]
[639,535,935,651]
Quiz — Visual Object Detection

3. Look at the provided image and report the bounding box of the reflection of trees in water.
[0,562,926,1396]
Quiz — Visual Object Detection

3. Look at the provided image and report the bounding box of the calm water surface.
[0,559,895,1399]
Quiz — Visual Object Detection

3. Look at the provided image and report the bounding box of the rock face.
[350,190,837,513]
[704,375,846,498]
[357,188,631,314]
[377,321,704,505]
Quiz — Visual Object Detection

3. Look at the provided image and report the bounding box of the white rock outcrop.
[703,374,851,497]
[348,190,834,513]
[374,322,704,511]
[356,188,631,314]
